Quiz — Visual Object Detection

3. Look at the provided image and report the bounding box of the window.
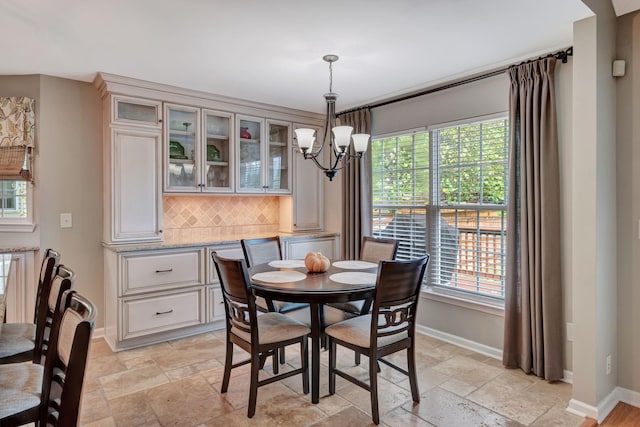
[0,180,27,219]
[0,179,33,231]
[371,116,508,300]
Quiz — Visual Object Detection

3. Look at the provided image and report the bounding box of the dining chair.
[0,249,61,364]
[325,255,430,425]
[0,289,96,426]
[212,252,310,418]
[329,236,399,316]
[240,236,308,314]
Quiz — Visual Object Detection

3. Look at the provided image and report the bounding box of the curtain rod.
[337,46,573,117]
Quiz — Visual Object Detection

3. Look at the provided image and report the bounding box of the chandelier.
[294,54,369,181]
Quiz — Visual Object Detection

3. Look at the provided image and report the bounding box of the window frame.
[370,113,508,310]
[0,179,35,232]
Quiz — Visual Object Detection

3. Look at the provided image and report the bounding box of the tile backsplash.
[162,195,281,241]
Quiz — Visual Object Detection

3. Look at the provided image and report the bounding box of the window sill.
[420,287,504,316]
[0,223,36,233]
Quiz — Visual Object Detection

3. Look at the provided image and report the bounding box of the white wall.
[615,10,640,394]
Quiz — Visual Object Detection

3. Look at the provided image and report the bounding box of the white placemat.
[332,260,378,270]
[251,271,307,283]
[329,272,377,285]
[268,259,306,268]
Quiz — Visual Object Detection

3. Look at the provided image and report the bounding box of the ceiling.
[0,1,604,114]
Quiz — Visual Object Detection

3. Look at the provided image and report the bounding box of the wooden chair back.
[34,265,74,364]
[370,255,429,343]
[360,236,398,263]
[33,249,60,324]
[211,252,257,341]
[241,237,282,268]
[40,290,96,426]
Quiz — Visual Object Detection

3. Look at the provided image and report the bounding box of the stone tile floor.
[80,331,584,426]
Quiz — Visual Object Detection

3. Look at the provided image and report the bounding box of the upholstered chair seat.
[231,312,311,345]
[0,324,36,359]
[0,363,43,420]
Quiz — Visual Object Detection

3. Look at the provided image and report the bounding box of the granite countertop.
[0,246,40,253]
[102,231,339,253]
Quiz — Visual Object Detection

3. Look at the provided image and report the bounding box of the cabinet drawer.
[122,288,204,340]
[123,250,203,295]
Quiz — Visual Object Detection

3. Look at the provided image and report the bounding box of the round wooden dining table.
[249,260,378,403]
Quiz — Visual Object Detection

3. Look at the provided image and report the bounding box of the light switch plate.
[60,213,72,228]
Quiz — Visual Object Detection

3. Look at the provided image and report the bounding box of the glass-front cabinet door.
[236,115,264,192]
[112,95,162,129]
[203,110,233,192]
[266,120,291,193]
[165,104,200,192]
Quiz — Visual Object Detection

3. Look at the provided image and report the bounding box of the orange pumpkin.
[304,252,330,273]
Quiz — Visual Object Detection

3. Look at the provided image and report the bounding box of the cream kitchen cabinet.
[282,234,339,260]
[103,247,212,351]
[103,95,163,243]
[204,245,243,322]
[164,104,234,193]
[290,123,324,231]
[111,95,163,129]
[236,116,291,194]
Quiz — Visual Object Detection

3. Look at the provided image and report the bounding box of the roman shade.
[0,97,35,181]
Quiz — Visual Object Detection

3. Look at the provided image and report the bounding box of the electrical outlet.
[606,354,612,375]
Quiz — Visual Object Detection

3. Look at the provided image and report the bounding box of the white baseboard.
[92,327,105,340]
[567,398,598,420]
[416,325,576,384]
[567,386,640,423]
[415,325,503,360]
[617,386,640,408]
[563,370,573,384]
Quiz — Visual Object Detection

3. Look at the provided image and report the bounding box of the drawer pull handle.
[155,309,174,315]
[155,268,173,273]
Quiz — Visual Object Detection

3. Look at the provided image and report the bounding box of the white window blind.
[371,117,508,300]
[371,132,430,260]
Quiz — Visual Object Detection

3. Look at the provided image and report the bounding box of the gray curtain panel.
[339,109,372,260]
[503,58,563,381]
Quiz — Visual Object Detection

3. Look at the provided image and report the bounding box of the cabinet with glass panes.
[164,104,233,193]
[236,115,291,194]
